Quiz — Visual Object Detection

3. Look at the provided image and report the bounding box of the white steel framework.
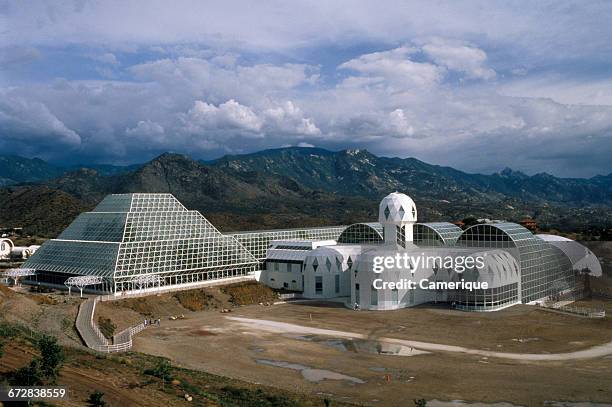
[65,275,105,297]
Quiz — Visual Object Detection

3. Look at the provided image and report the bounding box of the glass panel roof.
[337,223,383,244]
[92,194,132,212]
[58,212,127,242]
[24,240,119,277]
[414,222,462,246]
[25,193,260,281]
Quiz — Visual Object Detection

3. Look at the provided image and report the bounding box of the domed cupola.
[378,192,417,247]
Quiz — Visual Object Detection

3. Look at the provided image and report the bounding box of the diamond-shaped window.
[347,256,353,269]
[384,206,390,220]
[312,258,319,272]
[411,206,416,217]
[399,206,405,219]
[326,257,332,271]
[336,257,342,270]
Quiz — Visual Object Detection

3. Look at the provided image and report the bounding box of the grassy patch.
[97,317,116,339]
[31,294,57,305]
[173,290,220,311]
[222,281,278,306]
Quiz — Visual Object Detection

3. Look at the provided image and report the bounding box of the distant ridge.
[0,148,610,237]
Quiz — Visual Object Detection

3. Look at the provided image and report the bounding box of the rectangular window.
[396,225,406,248]
[392,288,398,304]
[315,276,323,294]
[334,274,340,294]
[371,286,378,306]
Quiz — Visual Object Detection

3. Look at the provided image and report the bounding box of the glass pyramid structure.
[24,193,260,292]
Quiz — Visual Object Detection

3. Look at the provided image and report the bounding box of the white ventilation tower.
[378,192,417,248]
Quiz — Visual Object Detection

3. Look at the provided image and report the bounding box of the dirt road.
[227,316,612,361]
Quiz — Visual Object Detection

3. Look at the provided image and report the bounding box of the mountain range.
[0,148,610,237]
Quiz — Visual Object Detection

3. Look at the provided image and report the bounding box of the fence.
[592,289,612,299]
[99,275,255,302]
[75,296,147,353]
[538,302,606,318]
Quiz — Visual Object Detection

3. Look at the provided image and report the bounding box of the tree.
[37,335,65,381]
[88,390,107,406]
[414,399,427,407]
[12,360,43,386]
[10,334,64,386]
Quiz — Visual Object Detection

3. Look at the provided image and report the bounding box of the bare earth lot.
[132,300,612,406]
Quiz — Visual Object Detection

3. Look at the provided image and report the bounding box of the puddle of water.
[255,359,365,384]
[511,337,540,343]
[329,338,427,356]
[292,334,315,341]
[323,338,348,352]
[428,400,523,407]
[290,334,428,356]
[545,403,612,407]
[426,401,612,407]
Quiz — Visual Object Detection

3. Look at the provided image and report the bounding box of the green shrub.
[88,390,106,406]
[97,317,116,339]
[174,290,217,311]
[11,335,64,386]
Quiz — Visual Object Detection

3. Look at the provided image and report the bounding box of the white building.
[0,238,39,260]
[257,192,600,311]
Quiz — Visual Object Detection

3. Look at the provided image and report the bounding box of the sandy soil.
[227,316,612,361]
[131,300,612,406]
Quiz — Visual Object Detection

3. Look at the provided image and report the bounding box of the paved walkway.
[226,316,612,361]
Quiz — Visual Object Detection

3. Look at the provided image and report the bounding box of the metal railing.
[538,302,606,318]
[99,275,255,302]
[592,289,612,299]
[453,301,519,312]
[75,296,147,353]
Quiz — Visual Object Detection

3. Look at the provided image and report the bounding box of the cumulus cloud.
[183,99,263,134]
[1,2,611,176]
[340,46,443,89]
[264,102,321,136]
[421,38,496,80]
[387,109,415,137]
[0,94,81,155]
[126,120,165,141]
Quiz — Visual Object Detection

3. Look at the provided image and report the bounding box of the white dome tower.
[378,192,417,248]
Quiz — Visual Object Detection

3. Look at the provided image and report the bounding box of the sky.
[1,1,612,178]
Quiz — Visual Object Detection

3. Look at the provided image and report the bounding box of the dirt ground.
[1,336,349,407]
[1,246,611,406]
[95,282,277,335]
[131,299,612,406]
[0,285,82,347]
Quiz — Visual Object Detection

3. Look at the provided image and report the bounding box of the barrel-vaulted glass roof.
[456,222,574,303]
[337,223,383,244]
[414,222,463,246]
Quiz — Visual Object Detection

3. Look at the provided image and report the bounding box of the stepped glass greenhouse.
[19,192,601,312]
